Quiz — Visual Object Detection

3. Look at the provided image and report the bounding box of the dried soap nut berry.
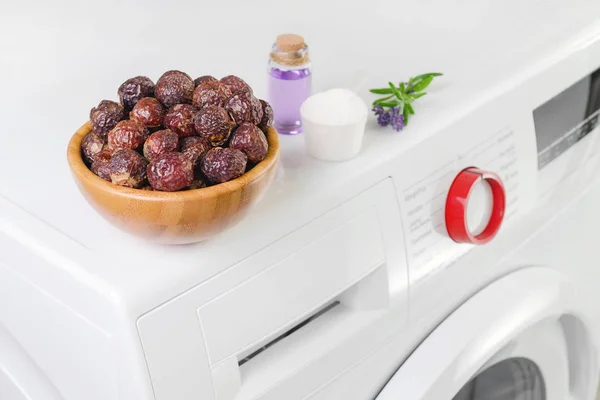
[220,75,252,94]
[182,137,211,169]
[109,149,149,188]
[193,105,235,146]
[118,76,155,110]
[188,178,207,190]
[229,122,268,164]
[201,147,247,184]
[81,132,106,164]
[147,152,194,192]
[179,135,206,151]
[259,99,274,131]
[155,70,194,108]
[143,129,179,162]
[90,149,113,181]
[107,120,149,151]
[192,81,232,109]
[180,135,211,153]
[163,104,198,138]
[162,70,193,81]
[89,100,126,138]
[225,90,263,125]
[130,97,165,128]
[194,75,218,87]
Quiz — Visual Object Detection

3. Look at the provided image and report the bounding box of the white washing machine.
[2,1,600,399]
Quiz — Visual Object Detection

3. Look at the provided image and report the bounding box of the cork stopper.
[276,34,305,52]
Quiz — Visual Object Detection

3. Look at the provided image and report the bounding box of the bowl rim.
[67,121,280,200]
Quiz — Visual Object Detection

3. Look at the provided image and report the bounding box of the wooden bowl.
[67,122,280,244]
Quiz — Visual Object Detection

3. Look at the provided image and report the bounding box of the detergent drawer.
[137,177,407,400]
[198,206,385,365]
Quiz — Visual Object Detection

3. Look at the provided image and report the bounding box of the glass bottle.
[267,34,312,135]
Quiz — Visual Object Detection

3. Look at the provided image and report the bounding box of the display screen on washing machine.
[534,66,600,169]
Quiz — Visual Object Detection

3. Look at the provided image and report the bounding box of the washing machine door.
[376,267,599,400]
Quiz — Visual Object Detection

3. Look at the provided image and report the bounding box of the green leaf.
[408,72,442,91]
[400,82,406,93]
[411,76,434,92]
[412,92,427,99]
[390,83,411,105]
[403,106,410,125]
[369,88,393,94]
[372,95,394,105]
[377,100,401,108]
[404,94,415,103]
[406,103,415,115]
[412,72,443,81]
[388,82,404,101]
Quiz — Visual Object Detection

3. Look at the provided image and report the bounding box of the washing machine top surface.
[2,0,600,306]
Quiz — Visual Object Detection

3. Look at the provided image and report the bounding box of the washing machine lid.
[376,267,598,400]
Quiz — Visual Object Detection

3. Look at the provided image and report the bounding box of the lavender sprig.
[370,72,442,131]
[372,105,405,132]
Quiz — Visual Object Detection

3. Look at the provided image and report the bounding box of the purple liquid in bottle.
[268,67,311,135]
[267,34,312,135]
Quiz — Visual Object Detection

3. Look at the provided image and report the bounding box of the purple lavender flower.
[377,110,391,127]
[372,105,384,116]
[391,113,405,132]
[385,107,405,131]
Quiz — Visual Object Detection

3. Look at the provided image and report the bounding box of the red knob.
[445,167,506,244]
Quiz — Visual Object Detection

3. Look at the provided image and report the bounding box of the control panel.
[391,124,529,284]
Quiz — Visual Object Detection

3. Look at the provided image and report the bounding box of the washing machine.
[2,1,600,399]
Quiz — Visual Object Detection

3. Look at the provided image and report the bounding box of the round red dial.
[445,167,506,245]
